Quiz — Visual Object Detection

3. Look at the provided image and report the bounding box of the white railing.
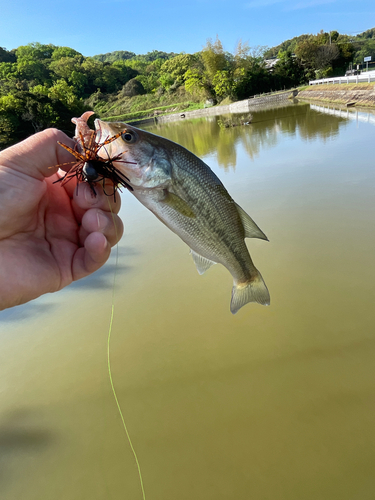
[309,71,375,85]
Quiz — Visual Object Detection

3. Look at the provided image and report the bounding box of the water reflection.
[0,244,139,325]
[68,262,131,290]
[146,103,349,170]
[0,409,52,449]
[0,301,56,324]
[0,409,53,490]
[310,103,375,126]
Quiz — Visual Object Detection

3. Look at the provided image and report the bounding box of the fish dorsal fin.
[162,191,196,218]
[235,203,268,241]
[190,250,217,275]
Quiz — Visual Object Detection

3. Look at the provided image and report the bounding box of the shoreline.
[117,90,298,126]
[298,83,375,109]
[120,84,375,127]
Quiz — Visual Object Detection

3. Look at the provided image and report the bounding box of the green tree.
[0,89,82,147]
[16,59,50,84]
[49,55,89,95]
[94,64,123,93]
[47,79,81,107]
[0,47,16,63]
[81,57,105,93]
[294,32,354,79]
[112,60,138,85]
[135,74,159,94]
[92,50,136,63]
[272,50,305,87]
[121,78,146,97]
[201,36,228,80]
[159,73,175,90]
[142,50,176,62]
[314,44,340,71]
[234,64,271,100]
[353,39,375,64]
[159,54,197,86]
[294,37,319,79]
[51,46,83,60]
[15,43,55,84]
[212,70,234,99]
[16,43,55,61]
[0,62,17,81]
[184,67,210,100]
[49,55,84,80]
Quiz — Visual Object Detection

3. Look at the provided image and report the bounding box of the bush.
[121,78,146,97]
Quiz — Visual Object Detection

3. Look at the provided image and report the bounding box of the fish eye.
[121,131,137,143]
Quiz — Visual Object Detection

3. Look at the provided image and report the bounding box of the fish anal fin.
[162,191,196,218]
[230,271,270,314]
[190,250,216,275]
[235,203,268,241]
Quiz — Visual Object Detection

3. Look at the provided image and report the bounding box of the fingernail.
[85,184,97,204]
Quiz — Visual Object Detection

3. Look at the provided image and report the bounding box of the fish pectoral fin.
[162,191,196,218]
[235,203,268,241]
[190,250,217,275]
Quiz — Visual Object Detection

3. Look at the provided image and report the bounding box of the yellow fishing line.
[107,197,146,500]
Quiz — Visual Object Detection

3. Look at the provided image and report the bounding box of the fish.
[95,119,270,314]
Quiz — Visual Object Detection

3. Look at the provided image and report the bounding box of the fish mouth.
[92,118,136,192]
[94,118,106,142]
[94,118,127,143]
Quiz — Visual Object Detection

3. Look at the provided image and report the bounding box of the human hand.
[0,128,124,311]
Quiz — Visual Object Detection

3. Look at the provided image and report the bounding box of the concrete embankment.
[298,84,375,108]
[131,89,298,126]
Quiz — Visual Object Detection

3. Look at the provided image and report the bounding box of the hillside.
[1,28,375,148]
[264,34,311,58]
[264,27,375,61]
[92,50,177,63]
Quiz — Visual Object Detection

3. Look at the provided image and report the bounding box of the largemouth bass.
[95,119,270,314]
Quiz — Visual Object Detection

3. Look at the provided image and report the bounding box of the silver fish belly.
[95,119,270,313]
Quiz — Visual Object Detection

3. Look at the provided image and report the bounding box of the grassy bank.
[96,89,296,124]
[301,82,375,92]
[298,82,375,108]
[103,102,204,123]
[91,87,205,123]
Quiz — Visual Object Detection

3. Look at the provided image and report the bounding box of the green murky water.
[1,102,375,499]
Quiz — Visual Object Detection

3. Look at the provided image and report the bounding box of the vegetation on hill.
[92,50,177,63]
[1,28,374,148]
[265,28,375,72]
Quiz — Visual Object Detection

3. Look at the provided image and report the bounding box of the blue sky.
[1,0,374,57]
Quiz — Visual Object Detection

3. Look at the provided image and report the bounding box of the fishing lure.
[54,112,134,201]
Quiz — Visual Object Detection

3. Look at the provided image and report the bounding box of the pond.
[1,101,375,500]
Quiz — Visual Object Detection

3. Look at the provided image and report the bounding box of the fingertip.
[81,209,124,248]
[73,181,121,215]
[85,231,109,261]
[74,182,104,208]
[72,232,111,281]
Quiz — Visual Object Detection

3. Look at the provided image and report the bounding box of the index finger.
[0,128,75,180]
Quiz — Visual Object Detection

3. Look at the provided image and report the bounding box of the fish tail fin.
[230,271,270,314]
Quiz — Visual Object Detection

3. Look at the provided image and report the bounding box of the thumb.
[0,128,75,180]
